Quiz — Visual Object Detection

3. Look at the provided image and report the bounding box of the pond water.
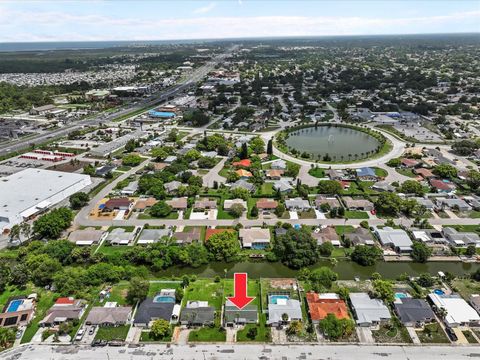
[159,260,480,280]
[285,126,381,160]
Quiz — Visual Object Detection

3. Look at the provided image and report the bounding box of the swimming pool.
[269,295,289,304]
[395,292,407,299]
[434,289,445,295]
[6,299,23,312]
[153,296,175,303]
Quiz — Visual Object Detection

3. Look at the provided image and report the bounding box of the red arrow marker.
[227,273,255,310]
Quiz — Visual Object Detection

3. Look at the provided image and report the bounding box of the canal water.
[159,260,480,280]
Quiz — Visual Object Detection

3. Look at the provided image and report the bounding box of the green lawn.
[94,325,130,341]
[416,323,450,343]
[463,330,478,343]
[140,330,172,342]
[334,225,355,236]
[372,320,412,344]
[148,281,183,297]
[259,182,274,195]
[102,282,130,305]
[188,326,226,342]
[344,210,369,219]
[183,279,224,310]
[236,314,271,342]
[308,168,326,178]
[373,167,388,178]
[224,279,261,307]
[137,211,179,219]
[21,290,60,343]
[395,168,417,178]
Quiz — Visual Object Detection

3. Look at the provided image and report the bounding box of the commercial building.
[0,169,91,232]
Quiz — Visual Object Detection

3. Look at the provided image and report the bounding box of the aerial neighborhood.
[0,33,480,355]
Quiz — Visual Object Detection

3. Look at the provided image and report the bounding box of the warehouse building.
[0,168,91,232]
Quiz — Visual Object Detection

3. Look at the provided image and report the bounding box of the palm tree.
[8,225,20,243]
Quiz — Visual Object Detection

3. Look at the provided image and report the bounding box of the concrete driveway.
[356,327,374,344]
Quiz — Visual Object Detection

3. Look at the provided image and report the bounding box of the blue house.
[356,167,377,181]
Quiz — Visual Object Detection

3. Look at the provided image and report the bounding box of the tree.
[466,244,477,257]
[126,277,149,304]
[250,205,258,217]
[318,241,334,257]
[246,327,258,340]
[267,138,273,155]
[273,228,319,269]
[150,319,171,339]
[69,192,89,209]
[317,180,342,195]
[228,204,244,218]
[26,254,61,286]
[125,139,136,152]
[399,180,425,196]
[374,192,402,216]
[8,224,20,243]
[373,279,395,303]
[309,267,338,289]
[318,314,354,340]
[386,158,401,167]
[184,149,201,162]
[231,187,250,200]
[122,153,143,167]
[240,143,248,159]
[350,245,382,266]
[285,162,300,178]
[275,203,286,217]
[433,164,457,179]
[205,231,240,262]
[83,163,96,176]
[249,137,265,154]
[466,170,480,189]
[151,147,168,161]
[183,110,209,127]
[417,273,435,287]
[411,242,432,263]
[0,327,16,351]
[286,320,303,336]
[32,207,73,239]
[150,201,172,218]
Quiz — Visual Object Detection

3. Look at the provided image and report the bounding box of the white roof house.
[428,293,480,327]
[374,227,413,253]
[0,169,91,231]
[349,293,391,327]
[239,228,271,249]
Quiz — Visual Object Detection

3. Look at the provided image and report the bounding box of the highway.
[0,45,237,158]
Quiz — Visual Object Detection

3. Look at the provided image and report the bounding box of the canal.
[159,260,480,280]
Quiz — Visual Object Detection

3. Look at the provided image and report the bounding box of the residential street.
[3,343,480,360]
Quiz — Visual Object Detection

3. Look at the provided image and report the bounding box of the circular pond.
[284,125,382,161]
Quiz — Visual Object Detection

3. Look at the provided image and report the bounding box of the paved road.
[3,343,480,360]
[202,157,227,187]
[0,46,237,158]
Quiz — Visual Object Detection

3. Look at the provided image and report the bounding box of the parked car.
[91,339,108,347]
[88,325,96,335]
[108,340,124,347]
[75,329,85,341]
[445,327,458,342]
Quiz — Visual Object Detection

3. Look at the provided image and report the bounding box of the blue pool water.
[148,111,176,118]
[269,295,289,304]
[434,289,445,295]
[395,292,407,299]
[6,299,23,312]
[153,296,175,303]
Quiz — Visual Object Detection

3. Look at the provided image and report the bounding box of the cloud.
[0,7,478,42]
[193,2,216,14]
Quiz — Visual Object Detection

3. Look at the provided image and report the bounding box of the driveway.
[289,211,299,220]
[202,157,227,188]
[270,327,287,344]
[406,327,421,344]
[356,327,374,344]
[314,209,326,219]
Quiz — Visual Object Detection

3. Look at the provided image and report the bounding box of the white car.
[75,329,85,341]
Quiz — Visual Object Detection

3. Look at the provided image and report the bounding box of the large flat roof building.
[0,169,91,232]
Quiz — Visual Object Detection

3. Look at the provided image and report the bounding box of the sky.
[0,0,479,42]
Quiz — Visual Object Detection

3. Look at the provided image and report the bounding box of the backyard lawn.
[308,167,325,178]
[183,279,224,310]
[148,281,183,297]
[95,325,130,341]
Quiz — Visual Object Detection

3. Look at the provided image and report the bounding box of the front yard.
[94,325,130,341]
[416,323,450,343]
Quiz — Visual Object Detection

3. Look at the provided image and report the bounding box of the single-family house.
[137,229,171,245]
[236,169,253,179]
[374,227,413,253]
[400,158,420,168]
[270,160,287,170]
[285,198,311,211]
[372,181,395,192]
[430,179,456,194]
[436,197,472,212]
[85,304,132,326]
[345,227,375,246]
[224,299,258,326]
[223,199,247,211]
[232,159,251,168]
[68,228,106,246]
[393,298,435,327]
[166,197,188,211]
[413,168,435,180]
[349,293,391,327]
[180,301,215,327]
[443,227,480,247]
[0,295,36,328]
[172,227,201,245]
[343,197,374,211]
[273,179,294,193]
[106,228,137,246]
[306,292,349,324]
[134,290,178,327]
[428,293,480,327]
[230,179,256,193]
[120,181,138,196]
[326,169,345,181]
[134,197,158,212]
[103,198,132,212]
[315,196,341,210]
[256,198,278,213]
[164,181,182,194]
[40,297,86,327]
[312,226,340,246]
[267,297,302,326]
[356,167,377,181]
[265,169,284,180]
[239,228,271,249]
[194,199,217,210]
